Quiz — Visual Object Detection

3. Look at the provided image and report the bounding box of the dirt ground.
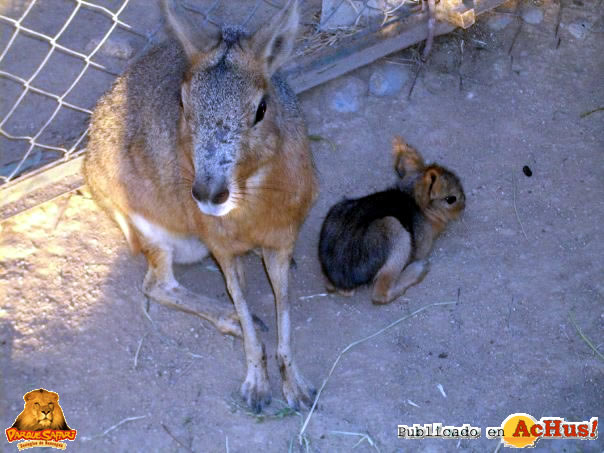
[1,0,603,451]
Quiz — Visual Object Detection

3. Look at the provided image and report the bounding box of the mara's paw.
[216,313,243,338]
[241,368,271,413]
[281,364,316,411]
[371,289,395,305]
[326,282,355,297]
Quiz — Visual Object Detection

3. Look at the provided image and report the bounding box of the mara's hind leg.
[143,245,244,336]
[371,217,420,305]
[126,213,243,337]
[372,259,429,305]
[388,259,429,300]
[142,245,243,337]
[130,216,266,337]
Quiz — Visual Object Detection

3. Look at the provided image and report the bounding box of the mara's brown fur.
[83,0,317,413]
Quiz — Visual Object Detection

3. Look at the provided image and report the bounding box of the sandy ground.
[1,0,603,452]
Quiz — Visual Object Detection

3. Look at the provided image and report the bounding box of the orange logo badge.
[487,413,598,448]
[5,389,77,451]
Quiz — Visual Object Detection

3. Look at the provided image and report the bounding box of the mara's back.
[83,39,187,206]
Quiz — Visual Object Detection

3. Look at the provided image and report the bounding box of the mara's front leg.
[263,248,316,410]
[215,253,271,413]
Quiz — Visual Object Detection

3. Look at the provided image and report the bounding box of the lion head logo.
[11,389,71,431]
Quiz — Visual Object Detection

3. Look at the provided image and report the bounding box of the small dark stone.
[438,352,448,359]
[523,165,533,177]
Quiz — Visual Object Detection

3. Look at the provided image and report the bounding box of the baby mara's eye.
[254,97,267,125]
[445,196,457,205]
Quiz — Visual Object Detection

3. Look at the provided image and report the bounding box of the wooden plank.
[287,14,455,94]
[0,156,84,207]
[286,0,504,93]
[0,0,505,210]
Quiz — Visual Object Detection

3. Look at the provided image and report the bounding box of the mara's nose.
[192,182,230,205]
[211,188,229,204]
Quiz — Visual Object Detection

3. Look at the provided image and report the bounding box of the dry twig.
[422,0,436,61]
[162,423,195,452]
[512,173,528,240]
[81,415,148,441]
[299,301,456,441]
[133,333,148,370]
[568,313,604,362]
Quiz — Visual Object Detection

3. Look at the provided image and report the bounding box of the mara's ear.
[249,0,299,75]
[392,136,424,179]
[162,0,220,60]
[415,168,442,208]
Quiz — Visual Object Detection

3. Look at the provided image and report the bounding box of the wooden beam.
[1,155,84,207]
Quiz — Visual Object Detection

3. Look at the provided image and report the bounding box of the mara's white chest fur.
[128,213,209,264]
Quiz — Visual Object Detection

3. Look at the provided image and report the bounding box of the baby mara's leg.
[371,217,429,305]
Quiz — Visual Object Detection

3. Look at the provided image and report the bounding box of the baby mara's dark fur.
[319,189,416,290]
[319,137,465,304]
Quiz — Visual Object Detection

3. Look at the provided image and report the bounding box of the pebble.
[521,7,544,25]
[523,165,533,177]
[328,76,366,113]
[488,14,513,31]
[567,21,589,39]
[369,65,409,96]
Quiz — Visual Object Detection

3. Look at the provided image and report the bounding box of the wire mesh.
[0,0,414,189]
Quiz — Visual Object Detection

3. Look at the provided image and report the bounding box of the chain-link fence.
[0,0,481,197]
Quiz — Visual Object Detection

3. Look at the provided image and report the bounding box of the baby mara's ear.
[249,0,299,75]
[415,167,443,209]
[162,0,220,59]
[392,136,424,188]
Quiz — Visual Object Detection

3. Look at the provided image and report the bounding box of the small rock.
[369,65,409,96]
[328,76,366,113]
[487,14,513,31]
[86,37,133,60]
[521,7,544,25]
[523,165,533,177]
[567,21,589,39]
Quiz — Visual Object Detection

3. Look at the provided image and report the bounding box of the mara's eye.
[254,97,267,125]
[445,196,457,205]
